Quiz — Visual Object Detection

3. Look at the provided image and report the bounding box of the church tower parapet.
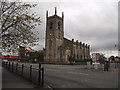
[76,40,78,45]
[45,7,64,62]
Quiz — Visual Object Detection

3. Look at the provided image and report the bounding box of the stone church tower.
[44,7,90,63]
[44,7,64,62]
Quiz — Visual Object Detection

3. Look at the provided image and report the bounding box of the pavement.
[1,62,51,89]
[2,67,37,88]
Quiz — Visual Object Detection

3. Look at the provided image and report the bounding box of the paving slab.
[2,67,36,88]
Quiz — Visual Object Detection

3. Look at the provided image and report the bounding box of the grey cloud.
[31,1,118,56]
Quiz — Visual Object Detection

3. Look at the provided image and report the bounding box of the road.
[22,63,118,88]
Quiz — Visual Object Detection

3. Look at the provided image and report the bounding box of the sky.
[8,0,119,57]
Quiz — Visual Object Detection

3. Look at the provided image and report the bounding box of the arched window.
[49,22,53,29]
[58,21,61,30]
[49,40,52,49]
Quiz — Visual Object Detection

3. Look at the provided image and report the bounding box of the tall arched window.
[49,22,53,29]
[58,21,61,30]
[49,40,52,49]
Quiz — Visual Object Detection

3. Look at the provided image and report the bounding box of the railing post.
[30,65,32,80]
[5,62,7,68]
[4,62,5,67]
[2,62,4,67]
[12,62,13,72]
[6,62,8,69]
[8,62,10,70]
[38,64,41,86]
[41,67,44,86]
[22,64,24,76]
[3,62,4,66]
[16,63,18,74]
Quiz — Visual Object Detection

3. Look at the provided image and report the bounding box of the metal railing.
[2,61,44,87]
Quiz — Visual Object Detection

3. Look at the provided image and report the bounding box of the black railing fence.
[2,61,44,87]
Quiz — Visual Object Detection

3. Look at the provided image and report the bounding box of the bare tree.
[0,1,41,53]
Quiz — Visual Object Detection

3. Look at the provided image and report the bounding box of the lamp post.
[115,44,119,68]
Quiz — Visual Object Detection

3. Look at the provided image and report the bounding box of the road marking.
[46,69,61,72]
[46,84,54,90]
[58,67,74,71]
[45,69,89,75]
[67,71,89,75]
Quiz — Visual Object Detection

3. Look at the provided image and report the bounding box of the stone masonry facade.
[44,7,90,63]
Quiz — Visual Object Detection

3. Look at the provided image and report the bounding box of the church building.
[44,7,90,63]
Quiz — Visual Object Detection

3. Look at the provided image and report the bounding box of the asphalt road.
[22,63,118,88]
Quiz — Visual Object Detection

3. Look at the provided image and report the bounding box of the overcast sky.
[26,0,119,57]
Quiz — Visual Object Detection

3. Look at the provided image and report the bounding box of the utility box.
[93,62,100,70]
[87,61,91,69]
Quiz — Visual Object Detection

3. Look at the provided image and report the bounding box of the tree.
[0,1,41,53]
[99,54,106,64]
[35,50,44,62]
[115,56,120,62]
[109,56,115,61]
[28,50,44,62]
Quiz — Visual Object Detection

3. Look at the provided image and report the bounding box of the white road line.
[46,85,54,90]
[45,69,89,75]
[78,72,89,75]
[46,69,61,72]
[58,67,74,70]
[67,71,89,75]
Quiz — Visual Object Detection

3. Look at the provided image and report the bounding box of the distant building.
[44,7,90,63]
[92,53,100,62]
[115,56,120,62]
[18,46,36,60]
[109,56,120,62]
[2,56,19,60]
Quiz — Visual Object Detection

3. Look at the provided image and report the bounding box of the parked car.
[18,59,21,62]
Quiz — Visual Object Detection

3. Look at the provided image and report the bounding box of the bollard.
[38,64,41,86]
[22,64,24,76]
[41,67,44,86]
[30,65,32,80]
